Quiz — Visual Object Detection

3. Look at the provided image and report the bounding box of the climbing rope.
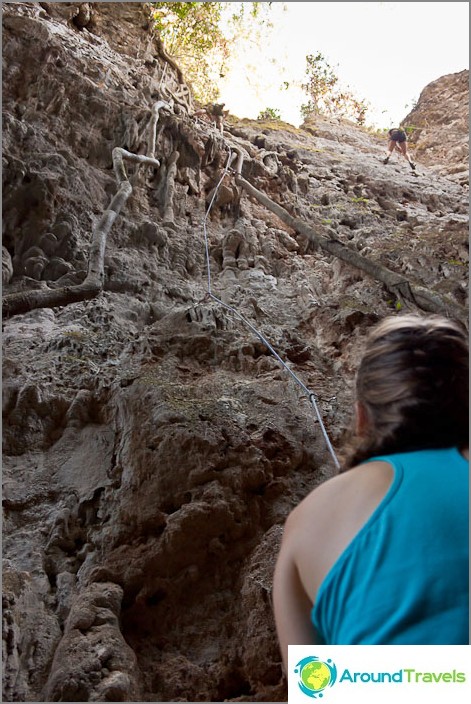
[202,150,341,470]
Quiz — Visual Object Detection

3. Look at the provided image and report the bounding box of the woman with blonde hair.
[273,314,469,666]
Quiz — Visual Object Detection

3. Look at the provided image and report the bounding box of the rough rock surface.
[402,69,469,185]
[2,3,469,702]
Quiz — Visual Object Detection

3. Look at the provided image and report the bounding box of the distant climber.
[383,127,416,172]
[194,103,227,134]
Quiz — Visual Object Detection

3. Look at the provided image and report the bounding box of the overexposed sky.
[218,2,469,128]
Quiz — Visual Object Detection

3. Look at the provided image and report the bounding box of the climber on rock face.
[383,127,416,171]
[194,103,226,134]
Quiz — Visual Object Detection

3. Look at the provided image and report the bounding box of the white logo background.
[288,645,471,703]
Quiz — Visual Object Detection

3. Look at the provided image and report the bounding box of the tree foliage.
[258,107,281,121]
[301,52,369,125]
[150,2,270,104]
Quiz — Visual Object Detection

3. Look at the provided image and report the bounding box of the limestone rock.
[402,70,469,184]
[2,246,13,284]
[2,2,468,702]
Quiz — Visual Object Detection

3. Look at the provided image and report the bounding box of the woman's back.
[273,315,469,666]
[312,447,469,644]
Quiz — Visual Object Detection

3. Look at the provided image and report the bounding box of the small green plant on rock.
[386,298,403,312]
[258,107,281,121]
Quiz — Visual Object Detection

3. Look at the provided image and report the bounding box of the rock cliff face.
[2,3,468,702]
[402,69,469,185]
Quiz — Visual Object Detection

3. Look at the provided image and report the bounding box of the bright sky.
[218,1,469,129]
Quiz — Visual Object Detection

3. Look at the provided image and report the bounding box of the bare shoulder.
[286,460,394,530]
[284,460,395,602]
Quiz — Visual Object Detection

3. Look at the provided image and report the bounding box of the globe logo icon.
[294,656,337,698]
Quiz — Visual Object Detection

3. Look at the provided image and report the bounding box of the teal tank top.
[311,447,469,644]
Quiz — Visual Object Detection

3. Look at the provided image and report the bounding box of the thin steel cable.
[202,150,340,470]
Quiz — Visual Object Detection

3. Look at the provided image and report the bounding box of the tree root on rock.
[2,105,168,318]
[235,173,467,325]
